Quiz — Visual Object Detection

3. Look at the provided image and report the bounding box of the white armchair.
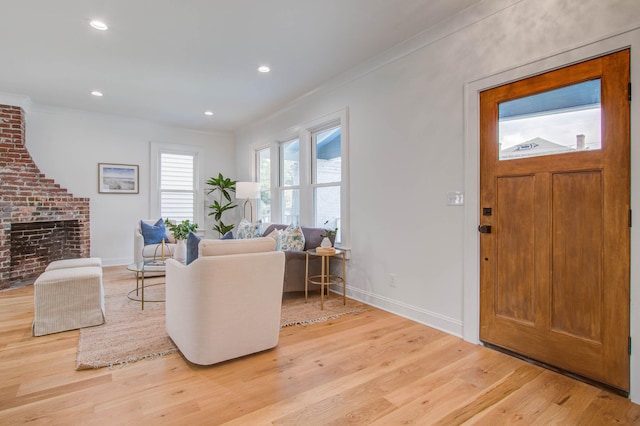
[165,237,285,365]
[134,219,177,263]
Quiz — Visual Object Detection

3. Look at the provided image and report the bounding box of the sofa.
[165,237,285,365]
[262,224,337,293]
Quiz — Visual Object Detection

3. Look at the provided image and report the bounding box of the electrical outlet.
[388,273,396,288]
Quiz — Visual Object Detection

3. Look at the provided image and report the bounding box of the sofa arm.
[133,227,145,263]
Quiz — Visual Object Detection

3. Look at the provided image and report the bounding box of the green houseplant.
[321,220,338,238]
[164,219,198,240]
[206,173,237,237]
[320,220,338,247]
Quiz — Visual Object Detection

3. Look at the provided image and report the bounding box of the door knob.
[478,225,492,234]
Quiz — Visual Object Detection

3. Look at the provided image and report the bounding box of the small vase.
[320,237,332,248]
[174,239,187,263]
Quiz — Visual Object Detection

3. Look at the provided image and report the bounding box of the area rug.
[280,292,365,327]
[76,277,365,370]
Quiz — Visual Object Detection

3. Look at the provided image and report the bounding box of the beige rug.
[76,277,365,370]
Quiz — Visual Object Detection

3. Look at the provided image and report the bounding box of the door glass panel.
[498,79,601,160]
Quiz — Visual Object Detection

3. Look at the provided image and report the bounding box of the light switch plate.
[446,191,464,206]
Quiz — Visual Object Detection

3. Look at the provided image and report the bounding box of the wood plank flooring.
[1,266,639,424]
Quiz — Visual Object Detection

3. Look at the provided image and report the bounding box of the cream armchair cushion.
[134,219,176,263]
[165,237,285,365]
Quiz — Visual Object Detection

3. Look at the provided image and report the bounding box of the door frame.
[463,30,640,401]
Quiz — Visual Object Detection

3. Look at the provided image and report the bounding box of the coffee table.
[126,261,166,310]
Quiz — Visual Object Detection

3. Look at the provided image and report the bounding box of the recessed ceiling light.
[204,111,214,116]
[90,20,108,31]
[90,91,103,97]
[258,65,270,73]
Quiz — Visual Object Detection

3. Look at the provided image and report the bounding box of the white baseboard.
[341,286,463,338]
[101,257,132,267]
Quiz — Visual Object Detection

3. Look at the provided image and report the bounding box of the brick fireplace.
[0,104,90,289]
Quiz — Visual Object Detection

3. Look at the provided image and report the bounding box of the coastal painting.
[98,163,139,194]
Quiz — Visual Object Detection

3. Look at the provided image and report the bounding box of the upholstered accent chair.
[165,237,285,365]
[134,219,176,263]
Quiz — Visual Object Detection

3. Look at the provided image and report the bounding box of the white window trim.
[150,141,203,227]
[251,107,350,246]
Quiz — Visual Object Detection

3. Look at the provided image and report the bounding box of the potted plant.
[206,173,237,237]
[164,219,198,240]
[164,219,198,263]
[320,220,338,247]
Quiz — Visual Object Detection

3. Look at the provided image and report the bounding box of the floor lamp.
[236,182,261,222]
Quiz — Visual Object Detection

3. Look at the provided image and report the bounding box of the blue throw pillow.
[186,231,201,265]
[140,219,169,245]
[221,231,234,240]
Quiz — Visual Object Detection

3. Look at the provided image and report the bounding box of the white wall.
[17,104,236,265]
[235,0,640,400]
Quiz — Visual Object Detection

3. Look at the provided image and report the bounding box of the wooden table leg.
[320,254,326,310]
[305,252,309,303]
[342,252,346,305]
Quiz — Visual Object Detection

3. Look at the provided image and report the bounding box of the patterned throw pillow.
[140,218,169,245]
[265,228,282,241]
[277,224,305,251]
[236,219,262,239]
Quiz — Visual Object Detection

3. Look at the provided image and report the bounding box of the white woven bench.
[45,257,102,271]
[33,263,105,336]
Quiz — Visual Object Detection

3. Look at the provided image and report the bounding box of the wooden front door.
[479,50,630,392]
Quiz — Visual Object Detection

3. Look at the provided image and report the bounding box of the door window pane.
[499,79,601,160]
[314,126,341,184]
[315,186,340,243]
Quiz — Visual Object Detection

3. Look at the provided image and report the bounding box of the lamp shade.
[236,181,260,199]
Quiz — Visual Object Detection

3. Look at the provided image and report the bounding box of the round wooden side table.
[305,248,346,310]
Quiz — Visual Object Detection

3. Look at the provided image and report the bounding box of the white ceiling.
[0,0,481,132]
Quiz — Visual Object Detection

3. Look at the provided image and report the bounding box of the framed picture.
[98,163,139,194]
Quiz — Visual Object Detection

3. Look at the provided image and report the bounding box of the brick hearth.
[0,104,90,289]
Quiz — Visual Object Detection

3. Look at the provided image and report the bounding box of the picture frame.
[98,163,139,194]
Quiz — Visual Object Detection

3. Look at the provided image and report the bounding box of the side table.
[305,248,346,310]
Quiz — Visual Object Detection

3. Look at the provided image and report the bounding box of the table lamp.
[236,181,261,222]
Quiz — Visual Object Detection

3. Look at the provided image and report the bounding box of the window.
[160,152,195,222]
[256,147,271,223]
[313,125,342,243]
[150,142,202,226]
[254,108,348,245]
[280,138,300,226]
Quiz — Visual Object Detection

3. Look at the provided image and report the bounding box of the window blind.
[160,152,195,222]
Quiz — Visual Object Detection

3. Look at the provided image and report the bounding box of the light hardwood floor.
[1,266,639,425]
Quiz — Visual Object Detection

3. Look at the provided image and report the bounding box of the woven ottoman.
[33,266,105,336]
[45,257,102,271]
